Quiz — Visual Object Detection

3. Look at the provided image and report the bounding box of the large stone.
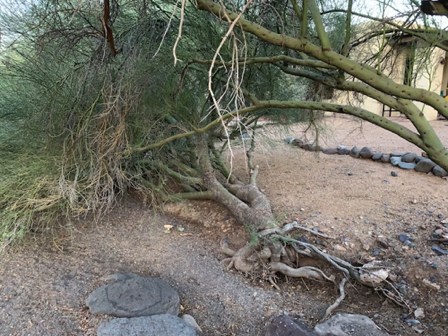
[380,154,390,163]
[86,274,180,317]
[433,165,448,177]
[398,162,416,170]
[414,159,436,173]
[97,315,196,336]
[390,157,401,166]
[266,315,316,336]
[371,152,382,161]
[359,147,375,159]
[349,146,360,158]
[314,314,390,336]
[322,148,338,155]
[414,156,426,163]
[401,152,418,163]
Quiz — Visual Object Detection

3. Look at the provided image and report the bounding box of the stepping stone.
[433,165,448,177]
[414,159,436,173]
[359,147,374,159]
[398,162,416,170]
[314,314,390,336]
[401,152,418,163]
[86,274,180,317]
[266,315,316,336]
[97,315,196,336]
[390,157,401,166]
[371,152,382,161]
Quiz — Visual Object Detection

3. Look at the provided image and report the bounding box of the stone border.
[284,138,448,177]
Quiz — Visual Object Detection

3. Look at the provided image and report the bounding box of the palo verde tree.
[0,0,446,315]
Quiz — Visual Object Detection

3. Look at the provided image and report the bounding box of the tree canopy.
[1,0,447,243]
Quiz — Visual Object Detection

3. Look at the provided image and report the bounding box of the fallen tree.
[0,0,443,319]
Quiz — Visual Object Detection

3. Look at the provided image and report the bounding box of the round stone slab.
[86,275,179,317]
[97,315,196,336]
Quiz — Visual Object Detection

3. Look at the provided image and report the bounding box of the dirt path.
[1,116,448,335]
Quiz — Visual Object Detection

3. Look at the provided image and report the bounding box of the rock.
[292,139,304,147]
[405,319,421,326]
[391,171,398,177]
[86,274,180,317]
[349,146,360,158]
[314,314,389,336]
[380,154,390,163]
[401,152,418,163]
[432,165,448,177]
[414,308,425,319]
[359,147,375,159]
[431,245,447,256]
[360,261,389,286]
[338,147,350,155]
[371,152,382,161]
[390,152,404,157]
[398,234,412,242]
[302,143,313,151]
[181,314,202,333]
[390,157,401,166]
[322,148,338,154]
[283,137,294,144]
[97,315,196,336]
[266,314,316,336]
[414,159,436,173]
[422,278,441,290]
[398,162,416,170]
[311,145,323,152]
[414,156,426,163]
[334,244,347,252]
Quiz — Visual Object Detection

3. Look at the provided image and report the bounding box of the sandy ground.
[1,115,448,335]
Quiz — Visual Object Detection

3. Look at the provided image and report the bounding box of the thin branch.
[307,0,331,50]
[342,0,353,57]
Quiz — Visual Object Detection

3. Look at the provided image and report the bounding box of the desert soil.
[1,115,448,336]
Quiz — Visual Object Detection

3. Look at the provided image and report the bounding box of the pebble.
[422,278,441,290]
[398,234,412,242]
[431,245,447,256]
[414,308,425,319]
[391,171,398,177]
[405,319,421,325]
[373,314,380,319]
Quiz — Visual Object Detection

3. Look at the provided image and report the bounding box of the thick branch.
[131,100,424,154]
[190,56,336,69]
[195,0,448,118]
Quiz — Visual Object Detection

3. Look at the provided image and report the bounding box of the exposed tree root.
[219,220,405,320]
[322,278,348,321]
